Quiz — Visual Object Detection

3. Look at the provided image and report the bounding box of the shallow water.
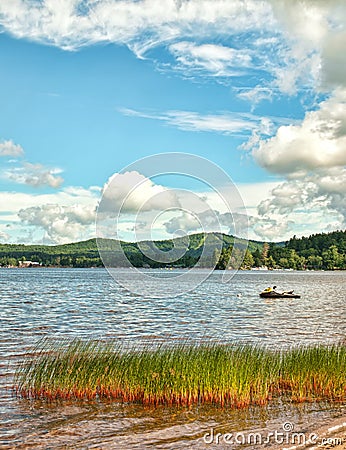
[1,268,345,448]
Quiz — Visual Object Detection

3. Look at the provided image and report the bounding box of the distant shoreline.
[1,229,345,270]
[1,266,345,272]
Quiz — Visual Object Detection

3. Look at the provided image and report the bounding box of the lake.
[1,268,345,448]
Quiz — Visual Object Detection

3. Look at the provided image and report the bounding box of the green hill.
[268,230,346,270]
[0,230,345,270]
[0,233,263,268]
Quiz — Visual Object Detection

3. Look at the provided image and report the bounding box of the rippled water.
[1,268,345,448]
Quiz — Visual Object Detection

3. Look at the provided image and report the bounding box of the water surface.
[1,268,345,448]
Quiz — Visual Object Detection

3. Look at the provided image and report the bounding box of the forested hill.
[0,230,345,270]
[267,230,346,270]
[0,233,261,268]
[286,230,346,254]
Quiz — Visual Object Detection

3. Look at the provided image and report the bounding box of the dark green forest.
[0,230,345,270]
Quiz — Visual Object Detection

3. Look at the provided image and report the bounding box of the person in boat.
[263,285,277,293]
[263,286,295,295]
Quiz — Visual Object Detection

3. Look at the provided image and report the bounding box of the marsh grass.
[14,339,346,408]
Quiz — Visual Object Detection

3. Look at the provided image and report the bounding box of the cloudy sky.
[0,0,345,244]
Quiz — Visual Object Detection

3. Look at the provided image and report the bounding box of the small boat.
[260,290,301,299]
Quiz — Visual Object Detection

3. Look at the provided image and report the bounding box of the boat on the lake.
[259,290,301,299]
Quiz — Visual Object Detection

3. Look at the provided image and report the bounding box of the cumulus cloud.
[0,140,24,157]
[163,209,250,238]
[258,167,346,228]
[321,30,346,88]
[268,0,345,93]
[98,170,251,241]
[161,206,295,242]
[0,186,100,244]
[251,87,346,232]
[18,203,96,244]
[250,216,293,242]
[253,89,346,174]
[163,211,200,234]
[243,1,346,234]
[237,0,345,98]
[99,171,180,214]
[6,162,64,188]
[257,182,308,216]
[0,187,98,215]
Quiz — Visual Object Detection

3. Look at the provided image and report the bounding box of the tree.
[307,255,323,270]
[215,246,232,270]
[262,242,269,265]
[252,248,262,267]
[241,249,254,269]
[322,245,343,270]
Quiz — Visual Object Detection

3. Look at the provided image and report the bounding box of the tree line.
[0,230,345,270]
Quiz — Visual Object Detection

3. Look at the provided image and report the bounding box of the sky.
[0,0,345,244]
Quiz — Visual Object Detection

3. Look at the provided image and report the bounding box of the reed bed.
[14,339,346,408]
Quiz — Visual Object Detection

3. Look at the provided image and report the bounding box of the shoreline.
[1,266,346,271]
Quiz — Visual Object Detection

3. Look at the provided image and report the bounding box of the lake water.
[1,268,345,448]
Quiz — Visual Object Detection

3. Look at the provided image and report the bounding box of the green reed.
[14,339,346,407]
[278,344,346,402]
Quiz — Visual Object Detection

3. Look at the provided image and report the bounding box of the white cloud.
[163,209,250,238]
[237,87,273,108]
[236,182,281,210]
[271,0,345,93]
[161,110,256,134]
[250,86,346,233]
[1,174,335,243]
[250,216,293,242]
[0,138,64,189]
[99,170,180,214]
[257,167,346,232]
[0,186,98,216]
[0,0,344,100]
[18,203,96,244]
[100,176,291,242]
[0,140,24,157]
[120,107,291,136]
[0,1,273,51]
[321,30,346,88]
[169,41,252,77]
[269,0,329,45]
[253,89,346,174]
[6,162,64,188]
[163,211,200,234]
[0,186,100,244]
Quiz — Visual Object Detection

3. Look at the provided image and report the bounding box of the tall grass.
[14,339,346,408]
[279,345,346,402]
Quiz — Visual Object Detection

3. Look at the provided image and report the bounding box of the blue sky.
[0,1,345,244]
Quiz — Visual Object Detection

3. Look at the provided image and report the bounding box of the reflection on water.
[0,268,345,448]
